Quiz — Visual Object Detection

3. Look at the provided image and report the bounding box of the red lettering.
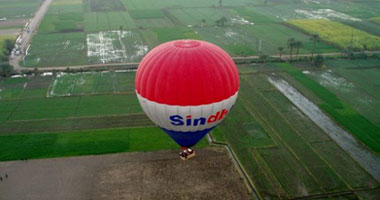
[207,111,220,123]
[218,109,228,120]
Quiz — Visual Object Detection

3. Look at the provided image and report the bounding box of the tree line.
[1,39,14,77]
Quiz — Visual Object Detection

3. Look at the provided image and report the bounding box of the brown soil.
[0,147,251,200]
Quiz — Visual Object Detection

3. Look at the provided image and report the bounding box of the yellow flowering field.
[287,19,380,50]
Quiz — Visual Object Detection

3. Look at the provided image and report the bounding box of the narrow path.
[206,134,260,200]
[267,75,380,182]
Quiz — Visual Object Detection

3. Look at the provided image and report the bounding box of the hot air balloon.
[135,40,239,160]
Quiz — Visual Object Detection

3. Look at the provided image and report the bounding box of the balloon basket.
[180,150,196,161]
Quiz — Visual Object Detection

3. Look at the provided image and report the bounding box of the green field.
[0,127,208,161]
[0,0,42,19]
[326,59,380,99]
[0,71,142,121]
[212,72,379,199]
[24,32,88,67]
[29,0,380,67]
[48,71,135,96]
[1,64,380,198]
[23,0,147,67]
[0,71,207,161]
[305,69,380,126]
[277,62,380,155]
[4,0,380,198]
[21,0,380,67]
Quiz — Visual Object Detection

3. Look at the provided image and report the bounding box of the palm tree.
[294,41,303,60]
[220,17,227,26]
[278,47,284,59]
[287,38,296,61]
[215,19,221,26]
[310,34,320,60]
[201,19,206,26]
[216,17,227,26]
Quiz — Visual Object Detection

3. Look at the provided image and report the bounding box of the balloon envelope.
[135,40,239,147]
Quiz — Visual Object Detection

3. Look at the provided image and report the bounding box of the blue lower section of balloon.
[160,126,215,147]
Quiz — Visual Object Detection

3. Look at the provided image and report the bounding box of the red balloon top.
[135,40,239,106]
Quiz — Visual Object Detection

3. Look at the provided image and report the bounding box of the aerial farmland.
[1,0,380,199]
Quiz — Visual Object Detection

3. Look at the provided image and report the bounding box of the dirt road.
[0,147,251,200]
[9,0,53,71]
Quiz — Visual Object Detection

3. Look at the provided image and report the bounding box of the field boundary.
[207,133,261,200]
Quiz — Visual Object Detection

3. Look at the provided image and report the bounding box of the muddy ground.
[0,147,250,200]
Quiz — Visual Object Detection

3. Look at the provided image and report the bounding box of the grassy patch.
[0,0,42,19]
[287,19,380,50]
[89,0,126,12]
[0,76,28,99]
[168,8,239,26]
[306,69,380,125]
[153,27,200,43]
[84,12,136,32]
[47,71,134,97]
[371,17,380,25]
[128,9,163,19]
[326,58,380,98]
[0,127,208,161]
[23,32,87,67]
[39,13,84,33]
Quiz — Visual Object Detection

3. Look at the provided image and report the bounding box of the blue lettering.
[193,117,206,126]
[169,115,184,126]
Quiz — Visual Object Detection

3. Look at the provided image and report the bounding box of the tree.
[310,34,320,60]
[3,39,15,56]
[358,51,368,60]
[220,17,227,26]
[259,54,269,64]
[0,54,8,62]
[314,54,324,68]
[0,63,13,77]
[345,45,354,60]
[33,68,40,76]
[219,0,222,7]
[215,19,220,26]
[287,38,296,61]
[215,17,227,27]
[294,41,303,60]
[278,47,284,59]
[201,19,206,26]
